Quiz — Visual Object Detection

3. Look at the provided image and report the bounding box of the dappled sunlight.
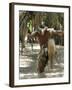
[20,58,34,68]
[19,43,64,79]
[20,70,64,79]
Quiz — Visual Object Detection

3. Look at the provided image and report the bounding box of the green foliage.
[27,20,32,32]
[19,11,64,31]
[44,12,64,30]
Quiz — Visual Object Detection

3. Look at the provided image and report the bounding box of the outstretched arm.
[31,31,39,37]
[53,31,64,37]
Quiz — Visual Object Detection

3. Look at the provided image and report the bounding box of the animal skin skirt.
[37,45,48,73]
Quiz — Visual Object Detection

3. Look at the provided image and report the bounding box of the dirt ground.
[19,43,64,79]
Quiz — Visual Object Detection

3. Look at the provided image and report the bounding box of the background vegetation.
[19,11,64,46]
[19,11,64,32]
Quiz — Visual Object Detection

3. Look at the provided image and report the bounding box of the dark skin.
[31,30,50,47]
[31,29,59,47]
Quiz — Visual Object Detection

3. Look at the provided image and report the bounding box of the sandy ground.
[19,43,64,79]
